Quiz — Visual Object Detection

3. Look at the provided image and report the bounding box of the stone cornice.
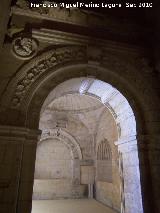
[32,28,146,54]
[11,6,143,31]
[11,4,151,45]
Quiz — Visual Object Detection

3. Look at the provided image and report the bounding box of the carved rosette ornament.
[11,36,38,60]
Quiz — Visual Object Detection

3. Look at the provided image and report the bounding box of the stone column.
[115,136,143,213]
[0,125,41,213]
[88,183,94,199]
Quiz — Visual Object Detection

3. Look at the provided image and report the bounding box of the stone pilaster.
[0,0,12,51]
[0,125,41,213]
[137,134,160,213]
[115,136,143,213]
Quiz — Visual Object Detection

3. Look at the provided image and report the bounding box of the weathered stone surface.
[0,3,160,213]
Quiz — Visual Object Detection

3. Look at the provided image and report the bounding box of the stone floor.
[32,199,117,213]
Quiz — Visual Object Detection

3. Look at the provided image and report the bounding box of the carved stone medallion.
[11,36,38,60]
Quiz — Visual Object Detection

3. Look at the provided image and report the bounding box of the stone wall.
[95,109,120,211]
[33,138,75,199]
[0,10,159,211]
[33,93,121,209]
[34,96,105,200]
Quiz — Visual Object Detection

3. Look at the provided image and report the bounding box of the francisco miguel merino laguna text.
[30,2,122,9]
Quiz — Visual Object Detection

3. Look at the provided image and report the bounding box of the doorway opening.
[32,78,143,213]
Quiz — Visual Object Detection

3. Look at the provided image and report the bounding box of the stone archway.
[33,129,83,200]
[38,77,143,213]
[0,46,158,213]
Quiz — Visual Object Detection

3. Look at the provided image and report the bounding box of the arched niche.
[33,129,83,199]
[37,129,82,184]
[39,129,82,160]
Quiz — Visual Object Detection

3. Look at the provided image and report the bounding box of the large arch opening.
[32,77,143,213]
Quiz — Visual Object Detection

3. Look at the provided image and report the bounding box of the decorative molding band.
[32,28,145,54]
[0,44,152,116]
[0,125,41,141]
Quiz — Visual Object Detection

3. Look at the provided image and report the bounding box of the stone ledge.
[0,125,41,141]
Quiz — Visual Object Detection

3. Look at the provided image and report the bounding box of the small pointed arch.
[97,139,112,161]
